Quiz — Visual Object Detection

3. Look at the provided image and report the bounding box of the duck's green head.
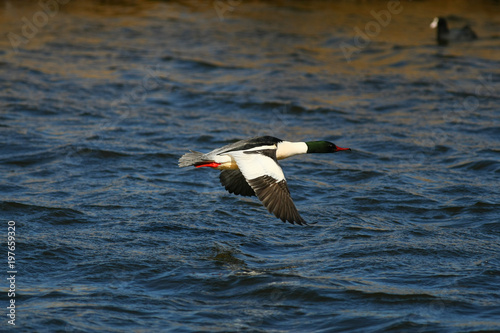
[306,141,351,154]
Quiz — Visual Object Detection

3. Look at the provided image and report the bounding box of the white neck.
[276,141,308,160]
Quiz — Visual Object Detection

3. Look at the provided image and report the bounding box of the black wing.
[219,170,256,197]
[247,175,306,225]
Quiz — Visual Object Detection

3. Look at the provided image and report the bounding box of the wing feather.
[219,170,255,197]
[230,149,306,225]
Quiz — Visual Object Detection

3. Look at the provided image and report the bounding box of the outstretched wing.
[219,170,256,197]
[229,148,306,225]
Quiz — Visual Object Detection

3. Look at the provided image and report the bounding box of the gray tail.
[178,150,205,167]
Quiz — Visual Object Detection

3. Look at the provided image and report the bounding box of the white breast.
[276,141,308,160]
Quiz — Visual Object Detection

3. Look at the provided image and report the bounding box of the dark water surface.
[1,1,500,332]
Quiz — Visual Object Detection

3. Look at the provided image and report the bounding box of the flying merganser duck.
[430,17,477,46]
[178,136,351,225]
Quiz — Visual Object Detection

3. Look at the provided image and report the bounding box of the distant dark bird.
[179,136,351,225]
[430,17,477,46]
